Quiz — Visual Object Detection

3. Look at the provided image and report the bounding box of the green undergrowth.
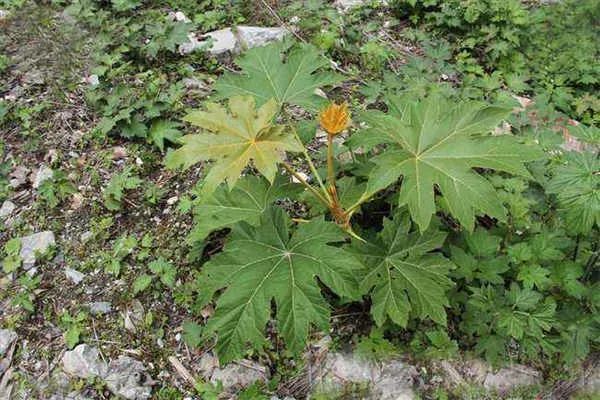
[0,0,598,399]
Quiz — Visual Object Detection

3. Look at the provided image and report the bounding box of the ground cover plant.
[0,0,598,399]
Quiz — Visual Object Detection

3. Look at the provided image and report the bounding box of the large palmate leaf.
[353,211,455,327]
[214,41,343,112]
[352,95,544,231]
[165,96,302,196]
[200,207,362,362]
[547,151,599,234]
[188,174,301,242]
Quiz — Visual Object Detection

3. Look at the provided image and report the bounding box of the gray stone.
[483,364,542,392]
[50,370,71,393]
[577,365,600,395]
[62,344,108,379]
[123,300,144,332]
[178,33,205,55]
[50,392,95,400]
[182,78,209,92]
[0,329,17,356]
[314,353,417,400]
[197,352,219,380]
[333,0,365,10]
[462,358,490,384]
[65,268,85,284]
[179,29,236,55]
[20,231,56,270]
[0,200,16,219]
[23,70,44,85]
[204,28,237,55]
[334,0,388,12]
[9,166,30,188]
[32,165,54,188]
[236,26,287,50]
[89,302,112,315]
[105,356,153,400]
[180,26,287,55]
[210,360,268,392]
[334,0,367,12]
[80,231,92,243]
[167,11,190,23]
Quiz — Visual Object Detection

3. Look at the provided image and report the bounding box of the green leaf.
[465,228,502,258]
[166,96,302,196]
[475,335,506,366]
[353,211,455,327]
[112,234,138,260]
[182,321,203,348]
[355,328,399,361]
[200,207,361,362]
[111,0,141,11]
[189,174,300,242]
[214,41,343,112]
[357,95,544,231]
[423,330,459,359]
[497,310,526,339]
[149,257,177,288]
[547,151,599,234]
[517,264,551,290]
[568,124,600,147]
[148,120,182,152]
[506,283,541,311]
[103,168,142,211]
[65,326,81,349]
[450,246,508,284]
[2,238,22,273]
[550,261,586,298]
[133,274,153,295]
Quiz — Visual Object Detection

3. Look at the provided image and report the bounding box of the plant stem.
[327,134,336,189]
[292,130,331,202]
[281,161,330,207]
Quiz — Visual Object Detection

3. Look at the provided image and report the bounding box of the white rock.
[579,365,600,395]
[483,364,542,392]
[89,302,112,315]
[197,352,219,380]
[32,165,54,189]
[174,11,190,23]
[0,9,9,20]
[334,0,367,12]
[236,26,287,50]
[20,231,56,270]
[180,26,287,55]
[0,329,17,356]
[112,146,127,160]
[462,358,489,384]
[182,78,209,91]
[80,231,92,243]
[50,392,95,400]
[105,356,153,400]
[178,33,205,55]
[65,268,85,284]
[205,28,238,55]
[9,166,30,188]
[166,196,178,205]
[62,344,108,378]
[314,353,417,400]
[210,360,268,391]
[83,74,99,86]
[0,200,16,219]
